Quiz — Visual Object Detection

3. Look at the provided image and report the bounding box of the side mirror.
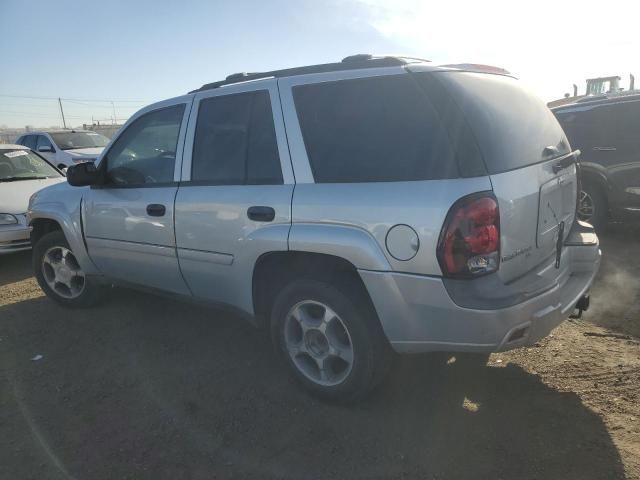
[67,162,102,187]
[38,145,54,153]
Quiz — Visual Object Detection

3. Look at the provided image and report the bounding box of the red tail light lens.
[437,193,500,277]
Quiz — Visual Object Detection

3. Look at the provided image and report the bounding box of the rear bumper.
[0,225,32,255]
[359,241,601,354]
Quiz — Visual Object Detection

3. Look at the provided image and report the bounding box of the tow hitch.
[570,294,590,319]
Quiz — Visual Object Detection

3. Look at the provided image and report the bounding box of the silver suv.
[28,55,601,401]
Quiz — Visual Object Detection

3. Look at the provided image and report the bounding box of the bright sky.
[1,0,638,128]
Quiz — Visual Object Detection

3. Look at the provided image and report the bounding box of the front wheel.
[271,279,391,403]
[33,230,102,307]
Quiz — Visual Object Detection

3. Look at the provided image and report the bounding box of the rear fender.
[288,223,392,271]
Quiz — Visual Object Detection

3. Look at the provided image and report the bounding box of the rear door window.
[427,72,571,174]
[191,90,282,185]
[292,74,459,183]
[614,101,640,144]
[20,135,36,149]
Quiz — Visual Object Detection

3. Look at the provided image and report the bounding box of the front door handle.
[146,204,166,217]
[247,206,275,222]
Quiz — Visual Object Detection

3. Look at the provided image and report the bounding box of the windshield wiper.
[0,176,51,182]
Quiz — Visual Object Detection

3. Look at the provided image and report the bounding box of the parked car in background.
[0,145,65,254]
[16,130,110,171]
[553,94,640,228]
[28,55,600,401]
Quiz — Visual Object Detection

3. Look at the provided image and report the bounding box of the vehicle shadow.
[0,250,33,286]
[0,291,626,480]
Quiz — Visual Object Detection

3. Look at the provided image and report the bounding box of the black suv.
[553,94,640,228]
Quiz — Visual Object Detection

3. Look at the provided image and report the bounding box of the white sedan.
[0,144,66,254]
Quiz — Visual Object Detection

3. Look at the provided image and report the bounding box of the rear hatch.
[434,72,577,282]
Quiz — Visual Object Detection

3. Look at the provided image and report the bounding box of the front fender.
[28,184,100,275]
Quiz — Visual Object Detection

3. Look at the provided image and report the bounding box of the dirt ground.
[1,225,639,480]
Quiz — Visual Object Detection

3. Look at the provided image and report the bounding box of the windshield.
[0,149,62,181]
[50,131,110,150]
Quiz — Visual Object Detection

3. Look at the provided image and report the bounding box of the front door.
[35,135,56,163]
[174,79,294,313]
[83,99,192,295]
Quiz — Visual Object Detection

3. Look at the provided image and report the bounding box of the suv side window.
[36,135,54,151]
[292,74,457,183]
[615,101,640,143]
[20,135,36,149]
[105,104,185,186]
[191,90,283,185]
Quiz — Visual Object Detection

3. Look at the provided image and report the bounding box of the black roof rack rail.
[189,54,430,94]
[552,92,640,111]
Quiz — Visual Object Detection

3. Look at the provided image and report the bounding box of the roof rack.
[552,92,640,110]
[189,54,430,94]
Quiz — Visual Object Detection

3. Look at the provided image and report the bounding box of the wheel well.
[30,219,62,246]
[580,171,608,196]
[252,251,375,328]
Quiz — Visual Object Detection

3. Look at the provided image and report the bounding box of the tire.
[271,279,392,402]
[33,230,102,307]
[578,183,608,230]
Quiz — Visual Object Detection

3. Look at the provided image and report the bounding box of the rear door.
[436,72,577,282]
[174,79,294,312]
[603,101,640,209]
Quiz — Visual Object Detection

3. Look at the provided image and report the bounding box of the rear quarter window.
[431,72,570,174]
[292,74,459,183]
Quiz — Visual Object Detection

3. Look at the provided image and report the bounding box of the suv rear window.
[292,74,459,183]
[428,72,570,174]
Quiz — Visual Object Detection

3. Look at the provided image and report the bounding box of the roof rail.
[189,54,430,94]
[440,63,511,75]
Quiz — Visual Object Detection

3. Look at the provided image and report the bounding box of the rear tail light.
[437,193,500,277]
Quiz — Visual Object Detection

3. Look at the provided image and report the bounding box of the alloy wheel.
[41,246,86,299]
[577,190,595,222]
[283,300,354,387]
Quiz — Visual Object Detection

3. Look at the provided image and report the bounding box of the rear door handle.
[247,206,275,222]
[146,204,166,217]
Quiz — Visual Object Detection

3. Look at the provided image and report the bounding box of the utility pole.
[111,101,117,125]
[58,97,67,129]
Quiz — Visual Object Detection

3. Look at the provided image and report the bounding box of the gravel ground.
[1,225,639,480]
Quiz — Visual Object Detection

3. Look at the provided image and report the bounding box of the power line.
[0,94,153,103]
[0,110,102,120]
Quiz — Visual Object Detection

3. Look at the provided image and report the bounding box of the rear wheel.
[33,230,102,307]
[271,279,391,402]
[577,183,607,229]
